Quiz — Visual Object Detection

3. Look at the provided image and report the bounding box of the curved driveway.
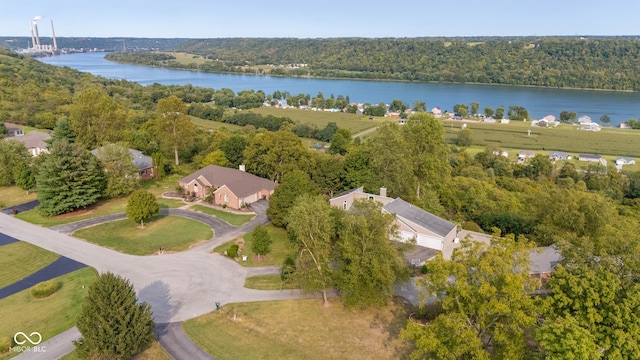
[2,200,303,359]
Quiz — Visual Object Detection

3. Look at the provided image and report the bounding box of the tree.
[243,130,311,182]
[199,149,229,167]
[495,105,505,119]
[470,102,480,116]
[69,89,125,149]
[218,134,248,168]
[75,272,154,359]
[484,106,494,118]
[328,127,352,155]
[13,165,36,195]
[508,105,529,120]
[316,122,338,142]
[266,170,320,227]
[37,142,105,216]
[0,140,30,186]
[47,117,76,145]
[403,234,541,359]
[334,199,410,307]
[367,122,415,199]
[536,316,601,360]
[250,225,272,258]
[453,103,469,117]
[600,114,611,124]
[457,127,473,147]
[413,100,426,112]
[126,189,160,228]
[94,143,139,198]
[559,110,572,122]
[156,95,195,165]
[151,152,165,180]
[0,123,6,138]
[286,195,335,305]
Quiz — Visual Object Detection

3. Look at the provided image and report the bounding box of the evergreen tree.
[75,272,155,359]
[13,165,36,195]
[0,140,30,186]
[151,152,165,180]
[36,142,105,216]
[47,117,76,145]
[94,143,139,198]
[126,189,160,227]
[250,225,272,258]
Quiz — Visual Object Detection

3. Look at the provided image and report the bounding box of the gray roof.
[90,146,152,170]
[529,246,563,274]
[383,198,456,237]
[180,165,277,198]
[549,151,568,158]
[6,131,50,149]
[332,186,363,199]
[579,153,601,160]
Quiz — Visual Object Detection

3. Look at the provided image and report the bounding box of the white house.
[578,115,592,125]
[616,157,636,166]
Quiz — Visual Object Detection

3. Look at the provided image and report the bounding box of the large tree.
[266,170,320,228]
[243,129,311,182]
[126,189,160,228]
[286,195,336,306]
[156,95,195,165]
[0,140,31,186]
[69,89,126,149]
[402,234,541,359]
[367,122,415,199]
[36,142,105,216]
[75,272,155,359]
[334,199,410,307]
[94,143,139,198]
[250,225,272,258]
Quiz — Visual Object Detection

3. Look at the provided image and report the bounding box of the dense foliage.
[75,272,155,359]
[111,37,640,90]
[126,189,160,227]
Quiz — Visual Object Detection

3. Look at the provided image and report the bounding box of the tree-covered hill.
[120,37,640,91]
[0,37,189,52]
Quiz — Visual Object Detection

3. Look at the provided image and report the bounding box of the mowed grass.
[190,204,254,226]
[183,298,413,360]
[0,186,37,208]
[0,242,59,288]
[190,115,243,131]
[0,268,98,359]
[214,225,292,267]
[253,107,383,134]
[60,341,172,360]
[73,216,213,255]
[244,274,298,290]
[444,120,640,157]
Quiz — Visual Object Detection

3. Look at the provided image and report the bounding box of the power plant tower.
[32,16,42,49]
[26,16,56,53]
[51,20,57,51]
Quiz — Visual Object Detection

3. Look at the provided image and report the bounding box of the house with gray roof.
[529,246,563,290]
[179,165,277,209]
[5,131,50,156]
[549,151,570,161]
[91,146,154,180]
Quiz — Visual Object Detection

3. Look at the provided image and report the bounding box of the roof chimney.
[239,164,246,172]
[380,187,387,198]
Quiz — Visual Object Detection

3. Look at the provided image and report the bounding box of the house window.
[194,184,199,194]
[224,194,229,203]
[343,200,347,210]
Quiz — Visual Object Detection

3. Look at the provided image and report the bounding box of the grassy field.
[0,186,37,209]
[244,274,297,290]
[0,242,59,288]
[183,298,413,360]
[190,205,254,226]
[73,216,213,255]
[190,115,243,131]
[253,107,384,134]
[0,268,98,359]
[59,341,172,360]
[214,225,292,267]
[444,120,640,157]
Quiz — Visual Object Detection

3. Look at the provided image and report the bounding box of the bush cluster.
[31,280,61,298]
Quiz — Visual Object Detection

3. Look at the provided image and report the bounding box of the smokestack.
[29,21,36,49]
[33,21,41,47]
[51,20,57,51]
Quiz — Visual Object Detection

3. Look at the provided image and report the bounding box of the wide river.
[40,52,640,125]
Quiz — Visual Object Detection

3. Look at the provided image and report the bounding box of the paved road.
[0,256,86,299]
[0,199,40,215]
[156,322,215,360]
[0,232,20,246]
[1,200,303,359]
[13,327,80,360]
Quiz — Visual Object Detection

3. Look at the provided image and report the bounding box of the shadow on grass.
[370,297,415,358]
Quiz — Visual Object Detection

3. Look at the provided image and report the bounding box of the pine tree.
[126,189,160,228]
[75,272,155,359]
[36,142,105,216]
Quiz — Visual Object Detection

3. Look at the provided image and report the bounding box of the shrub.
[462,221,482,232]
[281,256,296,282]
[421,264,428,274]
[0,336,13,353]
[31,280,61,298]
[204,195,212,203]
[227,244,239,258]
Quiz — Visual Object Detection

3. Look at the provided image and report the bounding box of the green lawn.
[253,107,382,134]
[190,204,254,226]
[73,215,213,255]
[190,116,243,131]
[444,120,640,157]
[0,242,59,288]
[183,299,413,360]
[244,274,298,290]
[214,225,292,266]
[60,340,172,360]
[0,186,38,209]
[0,268,98,359]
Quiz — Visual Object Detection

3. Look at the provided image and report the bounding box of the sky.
[1,1,640,38]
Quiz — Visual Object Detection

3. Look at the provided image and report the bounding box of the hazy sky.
[2,1,639,38]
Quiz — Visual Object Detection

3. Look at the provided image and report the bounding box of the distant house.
[518,150,535,160]
[620,121,630,129]
[579,153,602,163]
[431,107,442,116]
[329,187,458,262]
[549,151,571,161]
[484,117,496,123]
[3,122,24,137]
[492,149,509,157]
[543,114,557,123]
[529,246,563,289]
[179,165,277,209]
[536,119,549,127]
[5,131,50,156]
[578,115,592,125]
[580,123,601,132]
[91,146,154,180]
[616,157,636,166]
[500,119,510,124]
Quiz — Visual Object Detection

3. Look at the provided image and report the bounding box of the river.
[40,52,640,125]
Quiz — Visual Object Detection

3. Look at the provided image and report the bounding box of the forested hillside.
[109,37,640,90]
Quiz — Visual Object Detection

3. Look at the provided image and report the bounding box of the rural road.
[3,200,304,359]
